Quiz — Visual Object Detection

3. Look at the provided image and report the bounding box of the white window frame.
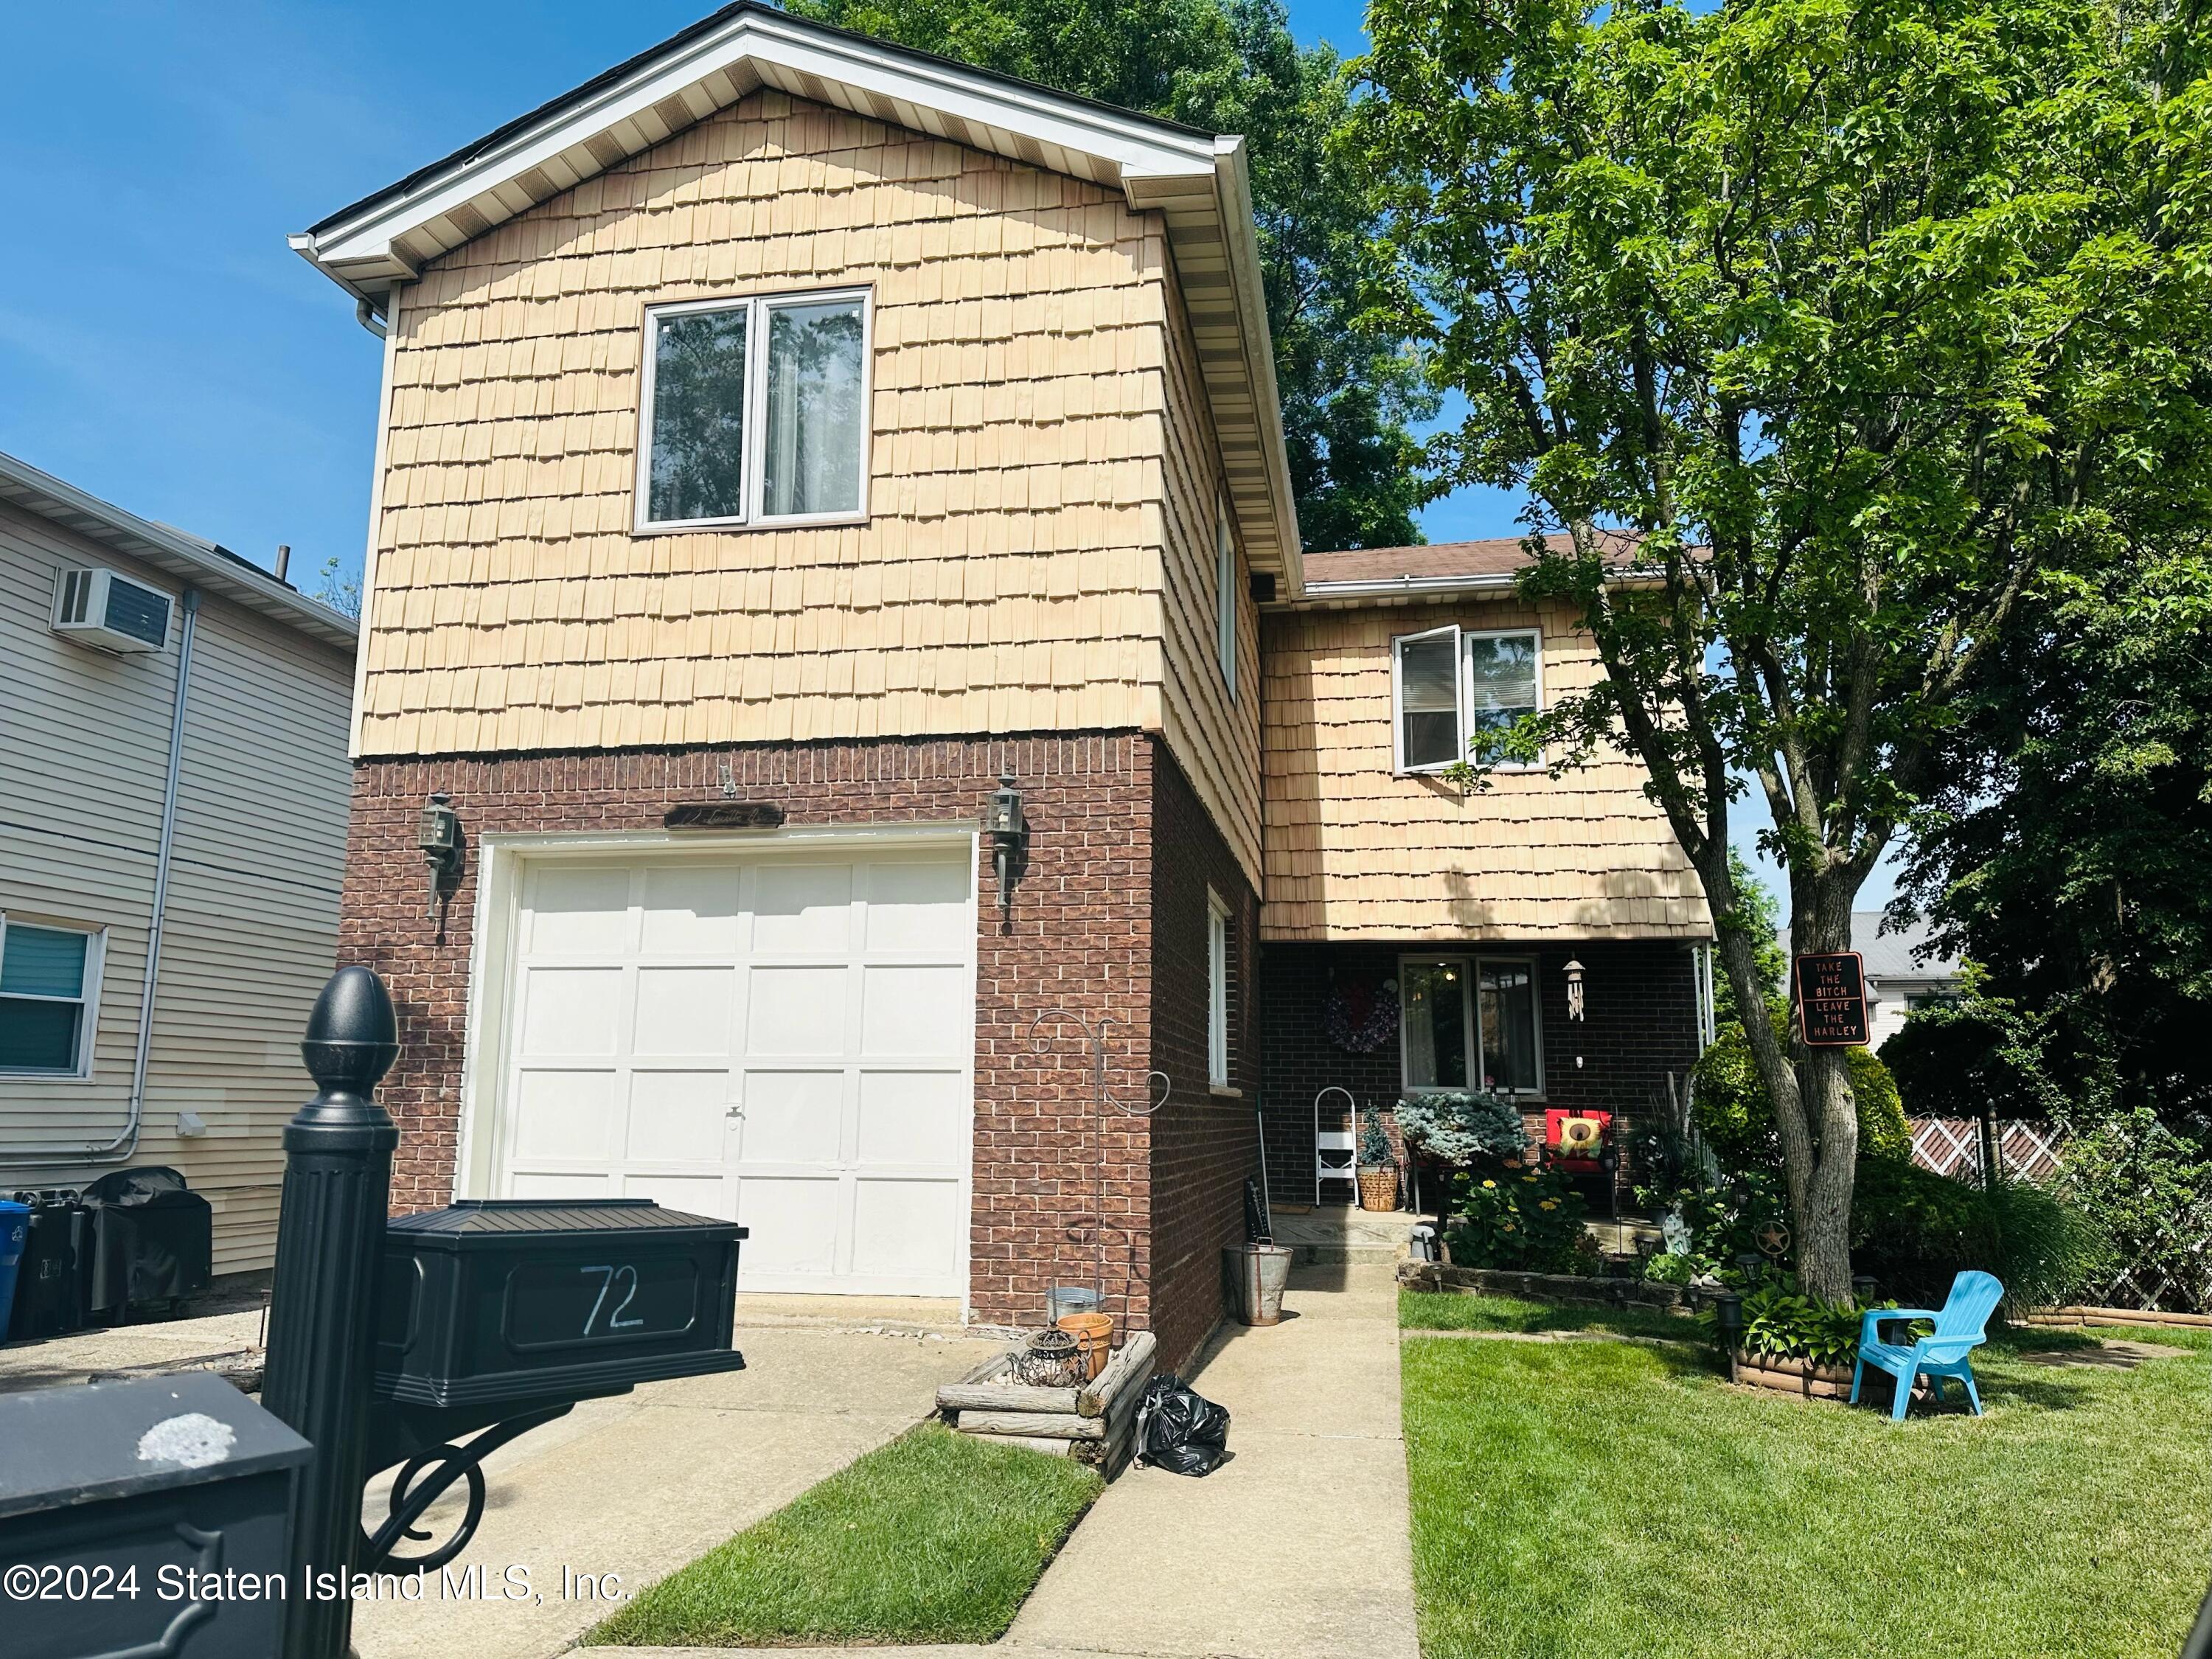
[0,914,105,1081]
[1215,501,1238,703]
[1397,951,1545,1099]
[1391,624,1461,773]
[1464,626,1545,772]
[634,287,874,535]
[1206,890,1231,1088]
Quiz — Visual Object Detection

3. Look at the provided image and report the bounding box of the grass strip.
[1400,1287,1703,1342]
[586,1423,1102,1648]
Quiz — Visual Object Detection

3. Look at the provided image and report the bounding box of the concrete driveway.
[352,1305,1001,1659]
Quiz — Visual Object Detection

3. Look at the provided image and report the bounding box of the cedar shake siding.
[336,731,1233,1366]
[1260,596,1711,942]
[360,86,1260,889]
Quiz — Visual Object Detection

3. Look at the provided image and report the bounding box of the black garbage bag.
[1134,1373,1230,1476]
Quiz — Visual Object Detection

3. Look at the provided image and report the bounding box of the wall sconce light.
[984,771,1028,928]
[1564,958,1586,1022]
[417,790,463,918]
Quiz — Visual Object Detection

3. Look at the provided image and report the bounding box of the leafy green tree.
[1354,0,2212,1298]
[1898,545,2212,1126]
[787,0,1434,547]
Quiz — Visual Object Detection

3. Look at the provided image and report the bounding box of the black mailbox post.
[376,1198,745,1409]
[256,966,750,1659]
[0,1371,310,1659]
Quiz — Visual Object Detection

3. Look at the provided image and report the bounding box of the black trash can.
[80,1166,213,1322]
[4,1192,90,1341]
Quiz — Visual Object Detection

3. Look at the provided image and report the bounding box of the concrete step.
[1291,1241,1409,1266]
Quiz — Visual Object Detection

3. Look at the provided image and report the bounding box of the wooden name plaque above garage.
[1793,951,1870,1047]
[664,802,787,831]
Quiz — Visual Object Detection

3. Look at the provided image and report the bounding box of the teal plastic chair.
[1851,1270,2003,1422]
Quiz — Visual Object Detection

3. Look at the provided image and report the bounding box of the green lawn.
[1402,1304,2209,1659]
[586,1424,1102,1648]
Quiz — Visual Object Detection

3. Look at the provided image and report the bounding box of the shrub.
[1851,1161,2100,1308]
[1642,1250,1697,1286]
[1447,1161,1596,1274]
[1691,1014,1910,1169]
[1360,1105,1394,1169]
[1396,1091,1527,1166]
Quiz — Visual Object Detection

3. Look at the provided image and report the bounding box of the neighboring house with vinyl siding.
[0,451,356,1273]
[291,1,1710,1364]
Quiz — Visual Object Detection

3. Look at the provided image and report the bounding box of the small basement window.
[1207,891,1231,1088]
[638,289,869,532]
[0,919,102,1077]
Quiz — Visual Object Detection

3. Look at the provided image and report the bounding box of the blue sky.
[0,1,1856,905]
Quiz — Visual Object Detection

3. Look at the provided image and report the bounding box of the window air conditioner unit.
[51,566,173,654]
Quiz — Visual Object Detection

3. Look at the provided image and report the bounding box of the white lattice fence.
[1907,1118,2067,1182]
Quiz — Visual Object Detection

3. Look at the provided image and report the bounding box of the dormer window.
[1392,625,1543,773]
[637,289,870,532]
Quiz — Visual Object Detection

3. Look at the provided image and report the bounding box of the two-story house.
[291,1,1710,1367]
[0,451,356,1276]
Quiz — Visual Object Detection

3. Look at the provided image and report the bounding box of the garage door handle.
[725,1105,745,1119]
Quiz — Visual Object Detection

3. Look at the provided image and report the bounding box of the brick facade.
[337,730,1249,1368]
[1256,939,1703,1208]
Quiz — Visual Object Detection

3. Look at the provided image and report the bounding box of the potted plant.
[1395,1089,1529,1245]
[1357,1107,1399,1211]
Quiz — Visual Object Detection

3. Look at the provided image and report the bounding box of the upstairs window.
[1392,625,1543,772]
[0,919,102,1077]
[1215,502,1238,701]
[638,290,869,532]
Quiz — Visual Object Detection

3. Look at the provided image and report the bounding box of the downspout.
[0,588,199,1166]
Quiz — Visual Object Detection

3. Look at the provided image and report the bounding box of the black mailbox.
[0,1371,310,1659]
[375,1197,746,1411]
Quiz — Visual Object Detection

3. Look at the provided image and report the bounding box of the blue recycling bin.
[0,1200,28,1340]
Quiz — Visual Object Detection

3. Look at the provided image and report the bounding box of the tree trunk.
[1699,852,1862,1305]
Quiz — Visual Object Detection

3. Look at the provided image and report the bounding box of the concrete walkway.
[627,1262,1419,1659]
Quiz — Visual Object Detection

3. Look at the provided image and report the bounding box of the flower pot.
[1055,1311,1116,1380]
[1357,1169,1399,1212]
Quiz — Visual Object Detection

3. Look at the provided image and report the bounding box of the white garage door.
[493,846,975,1295]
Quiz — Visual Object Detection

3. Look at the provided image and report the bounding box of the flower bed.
[1730,1351,1858,1399]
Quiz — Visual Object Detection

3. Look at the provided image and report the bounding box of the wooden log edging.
[2023,1305,2212,1331]
[1731,1350,1857,1400]
[936,1331,1158,1473]
[1398,1259,1701,1315]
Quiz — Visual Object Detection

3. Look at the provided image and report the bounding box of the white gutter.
[0,591,198,1166]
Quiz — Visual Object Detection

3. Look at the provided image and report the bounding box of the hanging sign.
[1793,952,1870,1046]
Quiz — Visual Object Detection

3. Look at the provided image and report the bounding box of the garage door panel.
[855,1070,965,1166]
[864,860,970,950]
[520,967,624,1055]
[511,1069,618,1161]
[509,1170,613,1200]
[860,965,967,1058]
[748,965,849,1055]
[640,864,742,954]
[622,1173,727,1213]
[851,1179,961,1281]
[737,1178,841,1277]
[526,866,633,953]
[626,1069,730,1163]
[753,863,853,953]
[740,1070,844,1164]
[500,846,972,1298]
[633,966,737,1056]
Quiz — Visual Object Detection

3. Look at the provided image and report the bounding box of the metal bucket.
[1231,1242,1295,1325]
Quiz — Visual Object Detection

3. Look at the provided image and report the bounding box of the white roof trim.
[291,2,1302,585]
[0,450,356,651]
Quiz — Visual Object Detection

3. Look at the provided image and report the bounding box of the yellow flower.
[1523,1175,1538,1183]
[1539,1199,1558,1211]
[1482,1180,1497,1189]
